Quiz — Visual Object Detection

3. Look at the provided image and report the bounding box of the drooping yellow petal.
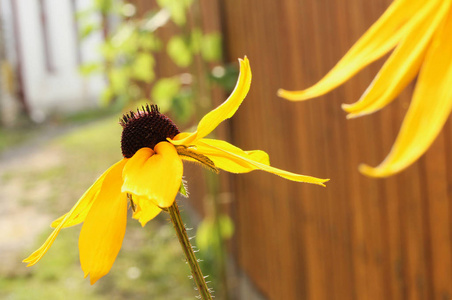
[193,138,270,173]
[278,0,429,101]
[360,4,452,177]
[343,0,449,118]
[122,142,183,208]
[23,159,127,266]
[170,57,251,146]
[131,194,162,227]
[79,159,128,285]
[196,139,329,186]
[50,165,115,228]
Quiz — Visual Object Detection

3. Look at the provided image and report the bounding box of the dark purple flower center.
[120,105,180,158]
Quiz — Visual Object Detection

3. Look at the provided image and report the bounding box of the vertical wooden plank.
[213,0,452,299]
[422,131,452,300]
[378,102,405,300]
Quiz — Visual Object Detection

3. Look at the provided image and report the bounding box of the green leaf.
[156,0,187,26]
[179,180,189,197]
[94,0,114,14]
[110,24,137,54]
[209,64,240,90]
[167,36,192,67]
[100,42,116,61]
[190,28,203,54]
[151,77,181,112]
[218,214,234,239]
[80,23,99,39]
[171,88,193,124]
[75,8,95,21]
[138,33,162,51]
[196,214,234,251]
[79,63,102,76]
[131,53,155,82]
[182,0,194,8]
[109,68,129,94]
[201,33,222,62]
[100,87,115,106]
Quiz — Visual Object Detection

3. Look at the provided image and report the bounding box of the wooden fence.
[132,0,452,299]
[219,0,452,299]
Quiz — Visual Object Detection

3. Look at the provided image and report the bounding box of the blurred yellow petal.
[197,140,328,186]
[360,6,452,177]
[343,0,449,118]
[23,160,127,267]
[170,57,251,145]
[79,159,128,285]
[278,0,429,101]
[122,142,183,208]
[131,195,162,227]
[50,161,126,228]
[194,138,269,173]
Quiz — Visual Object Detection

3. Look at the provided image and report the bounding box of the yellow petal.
[131,194,162,227]
[170,57,251,145]
[343,0,449,118]
[79,159,128,284]
[50,165,116,228]
[23,160,127,267]
[122,142,183,208]
[193,138,270,173]
[278,0,429,101]
[360,4,452,177]
[196,139,329,186]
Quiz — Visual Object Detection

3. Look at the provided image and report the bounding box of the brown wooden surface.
[131,0,452,299]
[218,0,452,299]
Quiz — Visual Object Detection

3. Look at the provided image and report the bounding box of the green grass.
[0,126,39,152]
[1,115,197,300]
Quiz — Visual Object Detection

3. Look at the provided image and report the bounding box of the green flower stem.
[168,201,212,300]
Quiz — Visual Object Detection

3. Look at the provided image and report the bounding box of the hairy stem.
[168,201,212,300]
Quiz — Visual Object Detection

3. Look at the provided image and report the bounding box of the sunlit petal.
[193,138,269,173]
[23,160,127,267]
[122,142,183,208]
[79,159,128,284]
[131,194,162,227]
[278,0,430,101]
[50,161,124,228]
[360,6,452,177]
[196,140,328,186]
[343,0,449,118]
[170,57,251,145]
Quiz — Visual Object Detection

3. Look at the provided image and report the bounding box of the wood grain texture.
[218,0,452,299]
[130,0,452,298]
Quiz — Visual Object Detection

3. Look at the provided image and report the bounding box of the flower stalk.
[168,201,212,300]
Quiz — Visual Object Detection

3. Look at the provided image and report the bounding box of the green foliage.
[201,33,222,62]
[179,180,189,197]
[171,87,194,124]
[131,53,155,82]
[80,23,100,39]
[196,214,234,251]
[77,0,230,123]
[94,0,114,14]
[190,28,203,53]
[167,35,193,67]
[79,63,102,76]
[151,77,181,112]
[156,0,193,26]
[209,64,241,91]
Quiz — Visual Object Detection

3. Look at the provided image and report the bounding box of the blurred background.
[1,0,452,299]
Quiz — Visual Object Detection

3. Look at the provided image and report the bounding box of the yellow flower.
[24,57,328,284]
[278,0,452,177]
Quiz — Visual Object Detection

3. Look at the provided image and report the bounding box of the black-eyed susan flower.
[24,57,328,285]
[278,0,452,177]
